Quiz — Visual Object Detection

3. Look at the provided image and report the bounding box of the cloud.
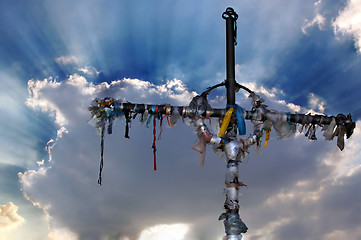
[301,0,327,35]
[20,74,204,239]
[19,70,361,240]
[308,92,326,113]
[333,0,361,53]
[48,227,78,240]
[26,77,66,126]
[55,56,80,65]
[242,119,361,240]
[138,224,189,240]
[77,66,100,76]
[302,13,326,34]
[0,202,25,230]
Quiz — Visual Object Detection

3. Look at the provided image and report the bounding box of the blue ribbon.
[286,112,292,129]
[113,101,124,117]
[113,100,118,110]
[226,104,246,135]
[146,115,153,128]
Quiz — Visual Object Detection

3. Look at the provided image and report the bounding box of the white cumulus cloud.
[20,72,361,240]
[138,224,189,240]
[333,0,361,53]
[308,92,326,113]
[0,202,25,230]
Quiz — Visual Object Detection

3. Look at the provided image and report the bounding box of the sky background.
[1,0,361,239]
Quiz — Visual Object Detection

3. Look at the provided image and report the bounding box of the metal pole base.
[223,235,243,240]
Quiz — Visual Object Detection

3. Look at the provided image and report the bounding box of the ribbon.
[98,126,105,185]
[99,98,114,107]
[264,128,271,147]
[146,114,153,128]
[158,109,171,140]
[125,112,130,139]
[226,104,246,135]
[218,107,234,137]
[107,117,113,134]
[152,105,159,170]
[158,117,163,140]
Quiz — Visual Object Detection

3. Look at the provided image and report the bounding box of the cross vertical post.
[220,7,248,240]
[223,7,238,105]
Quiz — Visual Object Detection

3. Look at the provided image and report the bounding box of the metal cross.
[89,7,355,240]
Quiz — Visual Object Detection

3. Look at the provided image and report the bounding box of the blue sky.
[1,0,361,239]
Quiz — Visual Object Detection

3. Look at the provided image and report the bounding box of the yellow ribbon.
[218,108,234,137]
[264,128,271,147]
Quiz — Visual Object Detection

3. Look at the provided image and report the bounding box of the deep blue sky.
[1,0,360,116]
